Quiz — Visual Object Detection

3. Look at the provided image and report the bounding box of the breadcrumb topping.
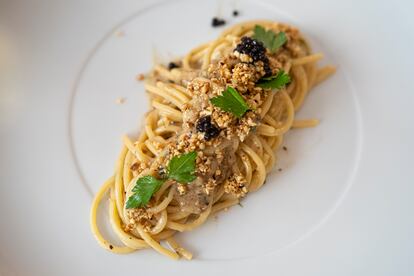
[125,208,153,232]
[224,173,248,198]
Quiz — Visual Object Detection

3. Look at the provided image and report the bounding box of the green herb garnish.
[252,25,287,53]
[126,151,197,209]
[167,151,197,183]
[210,86,249,118]
[257,70,291,89]
[126,176,165,208]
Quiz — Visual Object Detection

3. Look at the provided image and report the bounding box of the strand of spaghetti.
[259,137,276,173]
[123,151,133,188]
[145,83,185,109]
[166,237,193,260]
[202,38,225,70]
[144,109,158,139]
[240,143,266,192]
[257,90,295,136]
[169,211,191,220]
[148,210,168,235]
[149,232,175,243]
[183,42,208,69]
[115,145,128,222]
[90,176,135,253]
[272,135,284,150]
[122,135,150,163]
[144,140,161,156]
[262,114,280,129]
[152,101,182,122]
[292,53,323,65]
[211,198,240,216]
[212,41,231,59]
[259,92,274,118]
[154,180,174,201]
[170,83,191,97]
[136,225,179,260]
[157,82,190,103]
[247,134,264,157]
[166,206,212,232]
[290,65,309,111]
[108,199,148,250]
[237,151,253,185]
[292,119,319,128]
[147,187,174,214]
[283,61,292,73]
[305,62,318,88]
[153,64,175,81]
[155,125,181,136]
[313,66,336,87]
[190,47,208,63]
[152,230,176,241]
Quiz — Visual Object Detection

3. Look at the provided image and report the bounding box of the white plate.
[1,0,413,275]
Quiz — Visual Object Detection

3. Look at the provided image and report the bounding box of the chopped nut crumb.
[115,97,125,104]
[125,208,153,232]
[136,74,145,81]
[177,183,187,195]
[115,30,125,37]
[224,173,248,198]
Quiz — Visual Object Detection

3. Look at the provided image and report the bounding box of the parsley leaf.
[167,151,197,183]
[252,25,287,53]
[126,176,165,209]
[257,70,291,89]
[210,86,249,118]
[126,152,199,209]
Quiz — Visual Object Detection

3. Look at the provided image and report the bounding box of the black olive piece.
[234,36,272,77]
[168,62,179,70]
[203,127,220,141]
[211,17,226,27]
[196,116,220,141]
[234,37,267,62]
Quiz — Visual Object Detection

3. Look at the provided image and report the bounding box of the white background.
[0,0,413,275]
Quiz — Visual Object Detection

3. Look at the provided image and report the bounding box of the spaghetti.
[90,20,335,260]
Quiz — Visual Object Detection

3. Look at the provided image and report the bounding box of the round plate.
[1,0,413,275]
[70,0,361,260]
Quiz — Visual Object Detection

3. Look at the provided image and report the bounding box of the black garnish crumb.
[212,17,226,27]
[233,10,239,16]
[168,62,179,70]
[196,115,220,140]
[263,62,272,77]
[109,245,113,250]
[283,146,287,151]
[158,166,167,177]
[278,168,283,172]
[234,37,272,76]
[235,37,266,62]
[196,116,212,132]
